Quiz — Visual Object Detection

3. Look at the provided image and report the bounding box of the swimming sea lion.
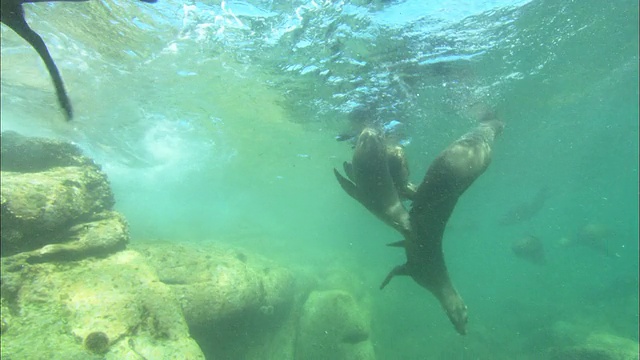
[334,127,411,236]
[386,144,417,201]
[339,138,417,200]
[560,223,617,257]
[512,235,546,265]
[499,186,550,226]
[381,119,504,335]
[0,0,157,120]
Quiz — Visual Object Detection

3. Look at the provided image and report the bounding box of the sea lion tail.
[380,264,408,289]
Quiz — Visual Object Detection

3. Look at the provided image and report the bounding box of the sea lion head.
[481,119,505,137]
[446,301,468,335]
[351,127,390,185]
[354,127,383,153]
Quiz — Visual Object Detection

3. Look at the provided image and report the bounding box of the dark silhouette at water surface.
[0,0,157,120]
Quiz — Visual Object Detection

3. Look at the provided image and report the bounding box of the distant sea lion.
[334,128,411,236]
[0,0,157,120]
[560,223,617,257]
[512,236,545,265]
[499,186,550,226]
[381,120,504,335]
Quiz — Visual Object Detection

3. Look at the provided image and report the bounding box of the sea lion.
[381,119,504,335]
[0,0,157,120]
[386,144,417,201]
[512,236,546,265]
[334,127,411,236]
[499,186,550,226]
[560,223,617,257]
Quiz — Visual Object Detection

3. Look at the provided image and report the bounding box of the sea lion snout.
[355,128,383,150]
[482,119,505,137]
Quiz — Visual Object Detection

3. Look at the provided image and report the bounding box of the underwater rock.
[133,241,300,359]
[295,289,375,360]
[0,131,130,264]
[1,165,115,256]
[548,332,639,360]
[511,235,546,265]
[0,250,204,359]
[133,242,296,328]
[0,131,95,172]
[260,264,297,317]
[2,211,129,268]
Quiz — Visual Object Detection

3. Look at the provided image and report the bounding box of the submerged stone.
[1,166,115,256]
[133,241,296,328]
[1,132,120,261]
[548,332,639,360]
[0,250,204,359]
[0,131,94,173]
[295,289,375,360]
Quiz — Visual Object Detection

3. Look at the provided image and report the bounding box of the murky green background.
[1,0,638,358]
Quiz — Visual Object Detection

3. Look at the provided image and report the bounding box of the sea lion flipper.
[380,264,408,289]
[342,161,355,182]
[1,3,72,120]
[333,168,359,200]
[386,240,407,248]
[398,182,418,201]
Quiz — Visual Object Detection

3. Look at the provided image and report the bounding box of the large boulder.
[295,289,375,360]
[2,211,129,268]
[133,241,299,359]
[133,242,296,328]
[1,166,116,255]
[1,132,116,257]
[548,332,639,360]
[0,131,95,173]
[0,250,204,359]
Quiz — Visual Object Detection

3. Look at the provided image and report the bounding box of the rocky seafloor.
[0,132,375,359]
[1,131,637,360]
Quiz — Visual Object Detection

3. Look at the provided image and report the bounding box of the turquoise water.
[1,0,638,358]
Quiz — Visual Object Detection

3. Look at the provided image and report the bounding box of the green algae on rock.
[132,241,303,359]
[1,132,120,260]
[1,166,116,256]
[2,211,130,270]
[0,250,205,359]
[0,131,95,173]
